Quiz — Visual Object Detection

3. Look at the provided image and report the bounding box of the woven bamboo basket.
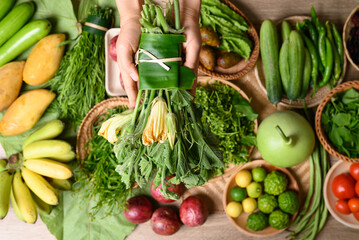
[255,16,346,108]
[76,97,129,163]
[343,5,359,72]
[198,0,260,80]
[315,80,359,162]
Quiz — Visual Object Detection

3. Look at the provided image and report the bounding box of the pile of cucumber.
[0,1,51,67]
[260,6,344,105]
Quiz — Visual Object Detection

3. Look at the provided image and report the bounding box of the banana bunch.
[0,120,73,223]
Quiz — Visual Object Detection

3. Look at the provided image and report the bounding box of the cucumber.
[260,19,282,105]
[287,30,304,100]
[0,20,52,67]
[0,2,35,47]
[281,20,291,42]
[279,40,290,96]
[299,48,312,99]
[0,0,15,21]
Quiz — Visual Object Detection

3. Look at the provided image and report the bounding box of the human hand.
[116,18,141,108]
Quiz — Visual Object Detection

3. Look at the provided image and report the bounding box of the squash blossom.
[166,113,177,149]
[142,97,168,146]
[98,109,133,144]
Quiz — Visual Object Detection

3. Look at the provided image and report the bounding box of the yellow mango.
[0,89,55,136]
[23,34,66,86]
[0,61,25,111]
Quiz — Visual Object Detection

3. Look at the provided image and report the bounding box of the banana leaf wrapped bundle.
[100,0,224,200]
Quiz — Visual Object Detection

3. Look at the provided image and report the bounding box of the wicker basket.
[315,81,359,162]
[76,97,129,163]
[198,0,260,80]
[255,16,346,108]
[343,6,359,72]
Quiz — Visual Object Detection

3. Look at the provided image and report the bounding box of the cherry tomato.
[332,173,356,199]
[350,163,359,181]
[335,199,351,215]
[354,212,359,222]
[356,181,359,197]
[348,198,359,213]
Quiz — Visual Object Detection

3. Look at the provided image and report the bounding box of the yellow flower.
[98,109,133,144]
[142,97,168,146]
[166,113,177,149]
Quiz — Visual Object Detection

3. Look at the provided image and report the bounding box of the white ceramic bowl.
[324,160,359,229]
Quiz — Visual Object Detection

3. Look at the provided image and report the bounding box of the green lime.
[230,186,247,202]
[252,167,267,182]
[246,182,263,198]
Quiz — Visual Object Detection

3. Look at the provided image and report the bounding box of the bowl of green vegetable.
[196,76,258,181]
[223,160,300,238]
[315,80,359,162]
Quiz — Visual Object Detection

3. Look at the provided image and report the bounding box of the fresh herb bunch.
[100,0,224,201]
[74,106,131,217]
[321,88,359,158]
[51,6,112,125]
[195,82,258,165]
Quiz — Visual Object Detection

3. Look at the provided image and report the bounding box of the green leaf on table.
[15,0,78,60]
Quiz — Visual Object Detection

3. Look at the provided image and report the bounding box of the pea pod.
[296,24,319,95]
[325,21,341,84]
[331,22,344,65]
[318,25,327,68]
[299,48,312,99]
[319,38,333,88]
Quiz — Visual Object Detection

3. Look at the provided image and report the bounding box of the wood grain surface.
[1,0,359,239]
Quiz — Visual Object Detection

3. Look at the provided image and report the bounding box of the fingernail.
[130,73,138,82]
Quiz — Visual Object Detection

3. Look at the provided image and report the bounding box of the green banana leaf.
[138,33,195,90]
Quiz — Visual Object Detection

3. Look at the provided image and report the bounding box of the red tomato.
[354,212,359,222]
[335,199,351,214]
[348,198,359,212]
[350,163,359,181]
[332,173,356,199]
[356,181,359,196]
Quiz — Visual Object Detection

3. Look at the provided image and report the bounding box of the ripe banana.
[23,140,72,159]
[0,159,7,172]
[10,187,25,222]
[23,120,64,148]
[0,171,13,219]
[21,168,59,205]
[48,178,72,191]
[51,150,75,162]
[24,158,73,180]
[12,171,37,223]
[31,193,52,214]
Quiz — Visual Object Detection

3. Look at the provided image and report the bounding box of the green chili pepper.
[311,6,319,29]
[331,22,344,65]
[304,19,318,47]
[318,25,326,68]
[326,21,341,84]
[319,37,333,88]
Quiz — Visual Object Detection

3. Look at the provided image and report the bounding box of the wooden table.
[1,0,358,239]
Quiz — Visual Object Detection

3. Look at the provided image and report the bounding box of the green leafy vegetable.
[195,82,257,165]
[321,88,359,158]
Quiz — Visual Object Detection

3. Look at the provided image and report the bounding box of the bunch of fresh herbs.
[195,82,258,165]
[321,87,359,158]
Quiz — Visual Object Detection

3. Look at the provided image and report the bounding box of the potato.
[0,89,55,136]
[0,61,25,111]
[199,45,216,70]
[217,52,241,69]
[23,34,66,86]
[200,26,220,47]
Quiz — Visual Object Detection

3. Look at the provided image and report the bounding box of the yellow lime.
[242,197,257,213]
[246,182,263,198]
[235,170,252,188]
[226,201,243,218]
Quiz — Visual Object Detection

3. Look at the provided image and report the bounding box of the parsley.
[195,82,258,165]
